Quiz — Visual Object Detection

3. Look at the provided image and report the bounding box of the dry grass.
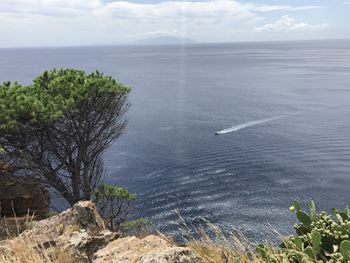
[0,207,37,240]
[184,225,317,263]
[0,212,74,263]
[185,223,261,263]
[174,214,315,263]
[0,236,73,263]
[0,211,317,263]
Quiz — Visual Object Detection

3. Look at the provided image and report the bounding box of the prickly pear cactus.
[284,201,350,262]
[256,201,350,262]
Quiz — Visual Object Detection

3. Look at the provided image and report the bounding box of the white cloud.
[255,15,329,33]
[0,0,321,20]
[0,0,327,47]
[1,0,101,10]
[145,29,182,37]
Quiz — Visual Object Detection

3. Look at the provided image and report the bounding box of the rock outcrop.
[23,201,118,262]
[93,235,204,263]
[0,201,204,263]
[0,176,50,218]
[0,201,118,262]
[20,200,106,243]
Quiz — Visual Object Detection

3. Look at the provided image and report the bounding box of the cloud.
[255,15,329,33]
[0,0,321,20]
[0,0,327,47]
[145,29,182,37]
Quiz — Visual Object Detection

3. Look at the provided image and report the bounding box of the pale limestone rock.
[20,200,107,245]
[93,235,204,263]
[0,201,203,263]
[0,201,118,262]
[58,229,118,262]
[137,247,205,263]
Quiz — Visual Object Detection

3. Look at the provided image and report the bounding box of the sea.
[1,39,350,241]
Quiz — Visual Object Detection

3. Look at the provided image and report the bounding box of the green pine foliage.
[94,183,137,203]
[0,69,130,132]
[120,218,151,236]
[93,183,137,231]
[0,69,130,204]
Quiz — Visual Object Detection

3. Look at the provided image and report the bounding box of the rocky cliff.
[0,201,204,263]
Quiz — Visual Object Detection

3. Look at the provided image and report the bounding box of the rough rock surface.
[0,201,118,262]
[0,175,50,218]
[20,200,107,244]
[0,201,203,263]
[58,229,118,262]
[93,235,204,263]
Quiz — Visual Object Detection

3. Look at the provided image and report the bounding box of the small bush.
[93,183,136,231]
[120,218,151,237]
[257,201,350,262]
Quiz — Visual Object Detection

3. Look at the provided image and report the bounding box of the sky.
[0,0,349,47]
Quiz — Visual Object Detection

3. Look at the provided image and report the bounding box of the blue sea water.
[1,40,350,241]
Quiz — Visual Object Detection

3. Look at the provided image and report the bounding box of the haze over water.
[1,40,350,241]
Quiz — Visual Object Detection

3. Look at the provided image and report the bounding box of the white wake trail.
[215,116,284,135]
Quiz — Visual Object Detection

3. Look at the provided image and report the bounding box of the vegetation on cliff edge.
[0,69,130,205]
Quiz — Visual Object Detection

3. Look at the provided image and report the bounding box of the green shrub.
[120,218,151,236]
[257,201,350,262]
[93,183,136,231]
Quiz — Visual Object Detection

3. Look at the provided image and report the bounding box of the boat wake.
[215,116,284,135]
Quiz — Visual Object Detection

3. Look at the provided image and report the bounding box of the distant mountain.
[132,36,196,45]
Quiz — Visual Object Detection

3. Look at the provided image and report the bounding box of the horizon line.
[1,37,349,50]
